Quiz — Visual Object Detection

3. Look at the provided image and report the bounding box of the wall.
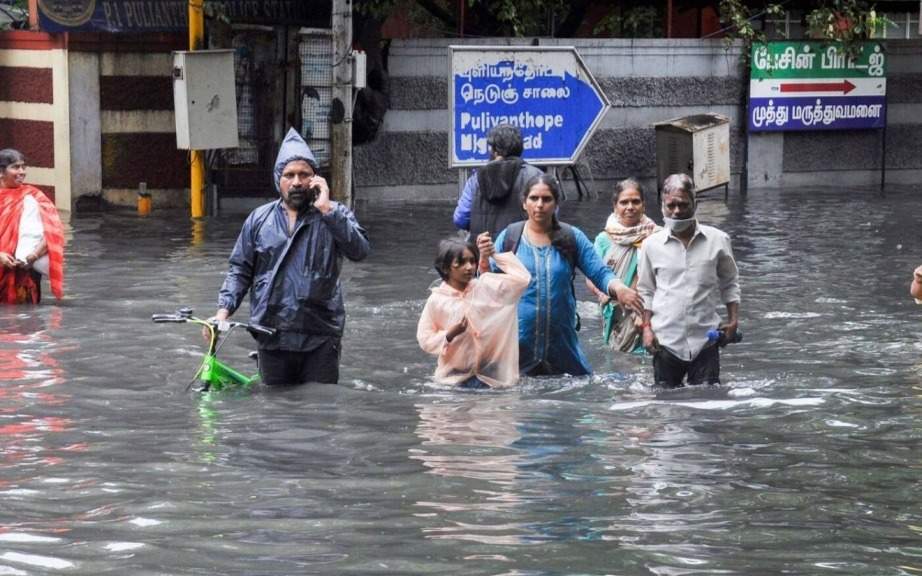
[0,31,71,208]
[0,31,187,210]
[98,51,186,207]
[750,40,922,188]
[354,38,922,204]
[68,33,187,209]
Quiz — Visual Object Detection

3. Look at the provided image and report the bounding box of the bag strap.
[503,220,581,331]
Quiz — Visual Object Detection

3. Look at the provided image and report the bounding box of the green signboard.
[751,41,886,79]
[749,41,887,131]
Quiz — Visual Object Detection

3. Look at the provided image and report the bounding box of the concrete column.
[68,52,102,205]
[747,132,784,188]
[50,46,72,211]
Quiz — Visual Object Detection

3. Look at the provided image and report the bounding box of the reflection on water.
[413,394,530,545]
[0,310,74,476]
[1,186,922,574]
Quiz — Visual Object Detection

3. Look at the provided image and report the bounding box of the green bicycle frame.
[192,318,262,392]
[153,310,271,393]
[198,353,260,391]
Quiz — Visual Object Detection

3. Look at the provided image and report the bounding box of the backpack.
[501,221,578,269]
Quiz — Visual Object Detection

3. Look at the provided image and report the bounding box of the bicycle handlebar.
[150,311,277,337]
[151,314,187,323]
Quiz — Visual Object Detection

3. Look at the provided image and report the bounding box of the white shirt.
[15,195,49,276]
[636,222,740,361]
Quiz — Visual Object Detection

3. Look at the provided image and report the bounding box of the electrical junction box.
[654,113,730,193]
[172,50,239,150]
[352,50,367,89]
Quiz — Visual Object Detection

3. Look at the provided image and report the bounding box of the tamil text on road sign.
[449,46,610,167]
[749,41,886,132]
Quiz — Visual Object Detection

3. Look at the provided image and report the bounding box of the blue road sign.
[449,47,610,167]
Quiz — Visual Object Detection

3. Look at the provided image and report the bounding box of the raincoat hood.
[273,128,318,192]
[476,157,525,203]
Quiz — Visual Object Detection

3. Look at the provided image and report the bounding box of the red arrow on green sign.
[779,79,856,94]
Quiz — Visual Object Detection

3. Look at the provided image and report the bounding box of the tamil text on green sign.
[748,41,886,132]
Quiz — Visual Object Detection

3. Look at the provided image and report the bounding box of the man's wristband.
[640,321,651,329]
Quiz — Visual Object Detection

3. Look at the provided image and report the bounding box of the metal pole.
[28,0,38,29]
[740,92,749,196]
[188,0,206,218]
[459,0,465,37]
[331,0,353,205]
[666,0,673,38]
[880,92,888,191]
[740,44,750,197]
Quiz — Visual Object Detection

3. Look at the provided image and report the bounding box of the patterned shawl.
[600,213,659,352]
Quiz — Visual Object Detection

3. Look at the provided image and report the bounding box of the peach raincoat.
[417,251,530,388]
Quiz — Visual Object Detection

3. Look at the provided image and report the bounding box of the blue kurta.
[494,224,616,376]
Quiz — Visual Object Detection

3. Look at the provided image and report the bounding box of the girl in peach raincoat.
[417,234,530,389]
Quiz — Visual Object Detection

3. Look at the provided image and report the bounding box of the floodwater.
[2,186,922,575]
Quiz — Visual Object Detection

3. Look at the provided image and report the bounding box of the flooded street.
[2,186,922,575]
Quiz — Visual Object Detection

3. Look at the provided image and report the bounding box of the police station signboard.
[748,41,886,132]
[449,46,610,167]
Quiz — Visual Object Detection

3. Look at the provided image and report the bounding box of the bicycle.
[151,307,276,392]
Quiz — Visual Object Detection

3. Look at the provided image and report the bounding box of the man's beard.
[285,187,310,210]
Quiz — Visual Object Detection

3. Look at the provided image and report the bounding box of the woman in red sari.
[0,149,64,304]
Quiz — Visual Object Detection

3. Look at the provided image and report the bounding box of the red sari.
[0,185,65,304]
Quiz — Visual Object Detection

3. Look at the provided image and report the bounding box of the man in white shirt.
[636,174,740,388]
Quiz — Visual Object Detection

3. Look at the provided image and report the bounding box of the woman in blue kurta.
[489,174,644,376]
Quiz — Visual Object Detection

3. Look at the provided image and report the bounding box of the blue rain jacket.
[217,129,370,350]
[494,224,616,376]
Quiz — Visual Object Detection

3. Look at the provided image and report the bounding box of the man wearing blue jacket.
[212,129,370,385]
[453,124,542,240]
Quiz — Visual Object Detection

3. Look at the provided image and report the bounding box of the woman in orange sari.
[0,149,64,304]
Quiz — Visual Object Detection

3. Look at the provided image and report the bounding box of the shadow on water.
[1,186,922,574]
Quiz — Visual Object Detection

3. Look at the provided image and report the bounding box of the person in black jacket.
[211,128,370,386]
[453,124,542,240]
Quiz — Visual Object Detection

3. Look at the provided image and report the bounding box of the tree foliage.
[719,0,783,48]
[0,0,29,30]
[594,4,663,38]
[804,0,889,44]
[719,0,889,61]
[355,0,596,38]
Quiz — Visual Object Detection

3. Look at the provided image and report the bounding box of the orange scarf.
[0,185,64,303]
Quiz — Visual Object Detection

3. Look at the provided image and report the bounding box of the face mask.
[663,216,696,233]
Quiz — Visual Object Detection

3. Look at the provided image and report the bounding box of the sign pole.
[880,90,888,191]
[740,69,750,197]
[188,0,205,219]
